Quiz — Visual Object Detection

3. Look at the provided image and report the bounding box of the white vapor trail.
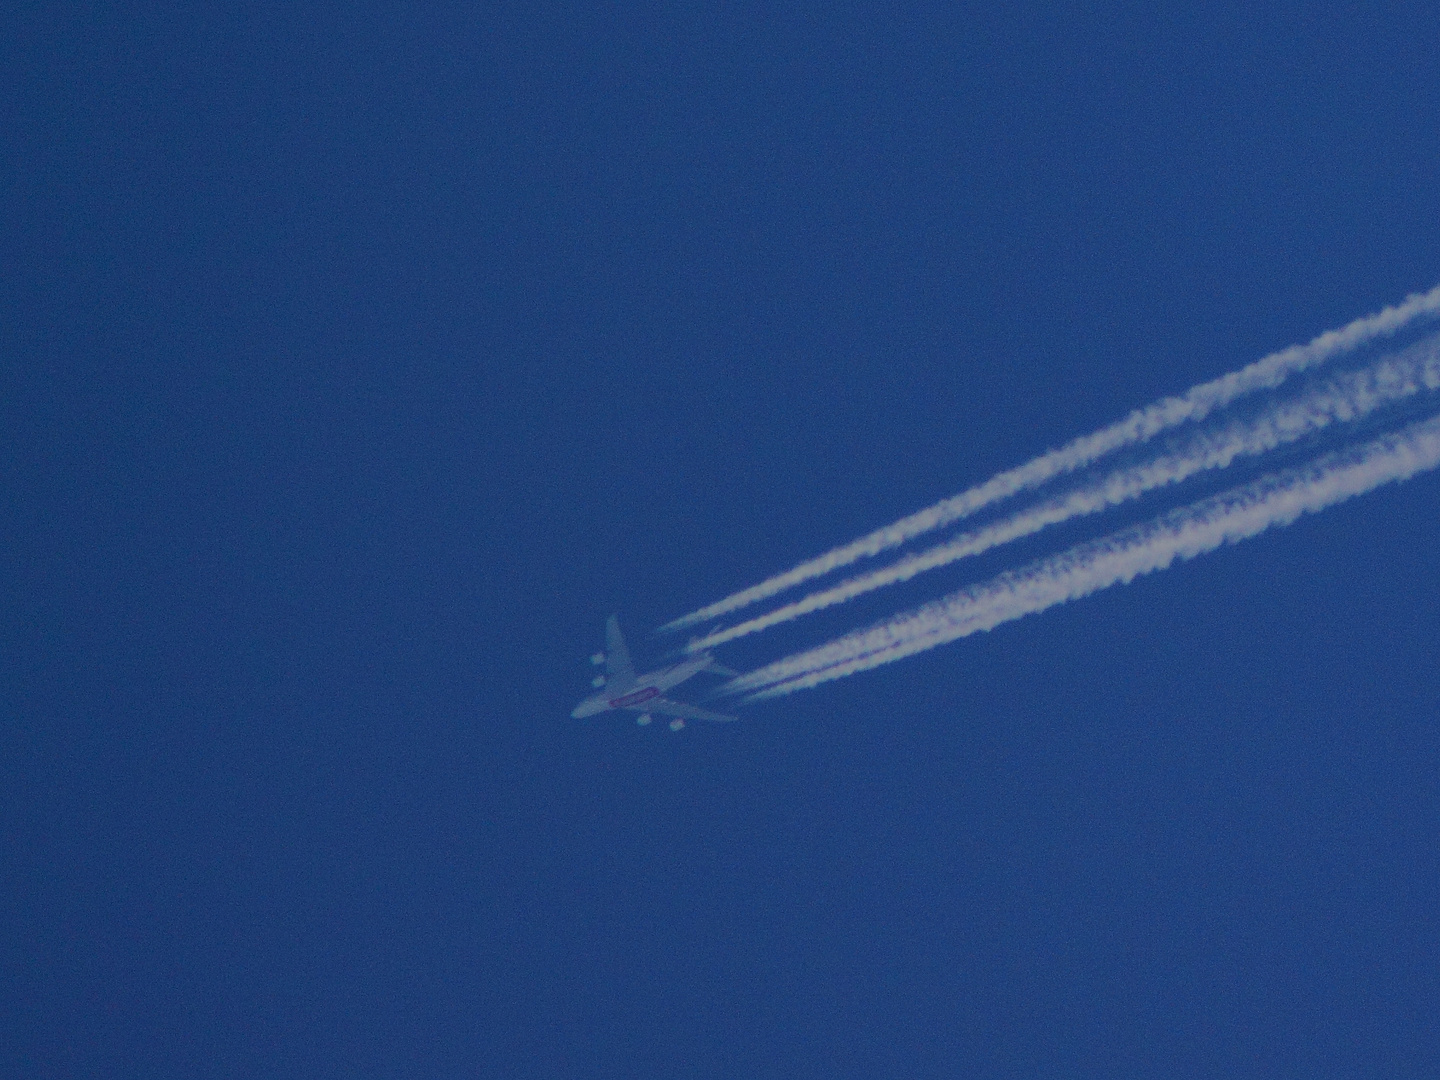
[726,411,1440,699]
[661,284,1440,635]
[680,331,1440,653]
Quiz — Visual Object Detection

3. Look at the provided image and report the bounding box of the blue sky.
[5,2,1440,1076]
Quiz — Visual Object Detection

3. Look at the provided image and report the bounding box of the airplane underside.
[572,616,737,729]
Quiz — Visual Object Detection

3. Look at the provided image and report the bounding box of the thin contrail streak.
[680,331,1440,652]
[726,411,1440,699]
[661,284,1440,635]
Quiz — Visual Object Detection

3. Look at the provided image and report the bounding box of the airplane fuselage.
[608,686,660,708]
[571,654,713,718]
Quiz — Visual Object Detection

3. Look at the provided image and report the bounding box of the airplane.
[571,615,738,729]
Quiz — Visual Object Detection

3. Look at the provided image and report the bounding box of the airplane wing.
[646,697,738,723]
[604,615,636,692]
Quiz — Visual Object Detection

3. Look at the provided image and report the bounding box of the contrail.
[725,411,1440,699]
[661,284,1440,635]
[682,331,1440,652]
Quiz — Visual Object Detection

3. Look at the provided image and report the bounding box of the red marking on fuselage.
[609,686,660,708]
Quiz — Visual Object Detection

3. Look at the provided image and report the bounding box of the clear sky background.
[5,3,1440,1077]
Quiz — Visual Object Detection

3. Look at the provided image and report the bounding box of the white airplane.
[572,615,738,729]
